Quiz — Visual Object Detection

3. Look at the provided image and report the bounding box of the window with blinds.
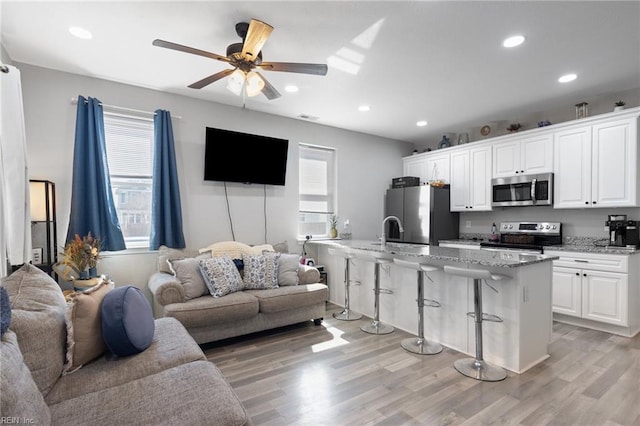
[298,144,336,238]
[104,113,154,248]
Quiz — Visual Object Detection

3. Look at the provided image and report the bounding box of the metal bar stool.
[394,259,443,355]
[328,248,362,321]
[443,265,510,382]
[359,255,395,335]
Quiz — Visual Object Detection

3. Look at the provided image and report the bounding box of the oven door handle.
[531,179,537,201]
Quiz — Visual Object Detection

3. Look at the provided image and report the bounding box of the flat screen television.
[204,127,289,186]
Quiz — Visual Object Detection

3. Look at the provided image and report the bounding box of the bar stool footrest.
[466,312,503,322]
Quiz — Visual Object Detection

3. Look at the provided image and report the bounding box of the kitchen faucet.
[381,215,404,246]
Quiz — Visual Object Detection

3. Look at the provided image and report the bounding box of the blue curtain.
[150,110,185,250]
[67,96,126,251]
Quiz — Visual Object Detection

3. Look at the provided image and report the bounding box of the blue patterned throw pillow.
[198,257,244,297]
[242,253,280,290]
[1,286,11,337]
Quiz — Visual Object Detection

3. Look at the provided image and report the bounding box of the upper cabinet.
[492,133,553,178]
[403,155,428,185]
[450,145,492,212]
[403,151,450,185]
[554,117,638,209]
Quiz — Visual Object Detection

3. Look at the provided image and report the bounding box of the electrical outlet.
[465,220,471,228]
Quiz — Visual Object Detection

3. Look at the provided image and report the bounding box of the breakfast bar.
[312,240,559,374]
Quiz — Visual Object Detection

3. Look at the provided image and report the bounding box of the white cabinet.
[403,155,428,184]
[554,117,638,209]
[592,118,638,207]
[403,151,450,185]
[492,134,553,178]
[425,152,450,183]
[582,271,627,325]
[546,251,629,327]
[450,145,492,212]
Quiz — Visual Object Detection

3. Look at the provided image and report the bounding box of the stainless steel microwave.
[491,173,553,207]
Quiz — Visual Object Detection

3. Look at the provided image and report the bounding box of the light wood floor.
[203,303,640,426]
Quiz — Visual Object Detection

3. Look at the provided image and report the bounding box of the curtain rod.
[70,97,182,120]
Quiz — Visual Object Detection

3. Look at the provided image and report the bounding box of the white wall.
[17,63,409,294]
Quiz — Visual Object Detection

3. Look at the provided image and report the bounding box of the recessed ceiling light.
[284,85,299,93]
[358,105,371,112]
[416,120,428,127]
[558,73,577,83]
[503,35,525,48]
[69,26,92,40]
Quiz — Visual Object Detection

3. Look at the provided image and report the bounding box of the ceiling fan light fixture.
[227,69,245,95]
[246,71,265,97]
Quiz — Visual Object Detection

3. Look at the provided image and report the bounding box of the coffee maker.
[605,215,640,248]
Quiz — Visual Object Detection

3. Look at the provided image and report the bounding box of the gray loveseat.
[1,265,251,425]
[148,243,328,344]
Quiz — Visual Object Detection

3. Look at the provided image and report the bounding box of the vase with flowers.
[55,233,101,281]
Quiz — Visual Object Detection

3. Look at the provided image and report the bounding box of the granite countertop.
[439,238,639,255]
[543,245,639,255]
[310,240,557,268]
[439,239,482,246]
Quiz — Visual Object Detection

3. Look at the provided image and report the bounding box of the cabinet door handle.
[585,201,589,204]
[574,259,589,263]
[592,201,597,204]
[575,272,580,276]
[583,273,587,277]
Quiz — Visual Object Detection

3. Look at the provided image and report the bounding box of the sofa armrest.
[148,272,186,306]
[298,264,320,284]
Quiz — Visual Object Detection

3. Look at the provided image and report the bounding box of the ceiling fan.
[152,19,328,100]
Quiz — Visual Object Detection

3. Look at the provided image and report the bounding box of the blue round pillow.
[101,285,155,356]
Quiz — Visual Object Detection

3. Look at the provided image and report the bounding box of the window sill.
[296,237,342,244]
[100,247,156,257]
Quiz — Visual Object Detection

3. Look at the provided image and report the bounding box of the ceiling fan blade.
[152,39,230,63]
[188,69,235,89]
[258,62,328,76]
[241,19,273,61]
[256,72,281,100]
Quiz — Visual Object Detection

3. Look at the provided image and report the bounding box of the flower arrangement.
[615,100,626,107]
[60,233,101,278]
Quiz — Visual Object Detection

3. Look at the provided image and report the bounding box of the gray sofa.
[1,265,251,425]
[148,245,328,344]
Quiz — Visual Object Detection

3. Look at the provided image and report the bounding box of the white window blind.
[298,144,336,238]
[299,144,335,214]
[103,113,154,248]
[104,114,154,177]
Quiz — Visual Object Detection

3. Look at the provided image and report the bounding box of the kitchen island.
[311,240,558,374]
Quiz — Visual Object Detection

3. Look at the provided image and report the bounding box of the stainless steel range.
[480,221,562,253]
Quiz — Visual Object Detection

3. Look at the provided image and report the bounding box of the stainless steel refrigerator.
[385,185,459,245]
